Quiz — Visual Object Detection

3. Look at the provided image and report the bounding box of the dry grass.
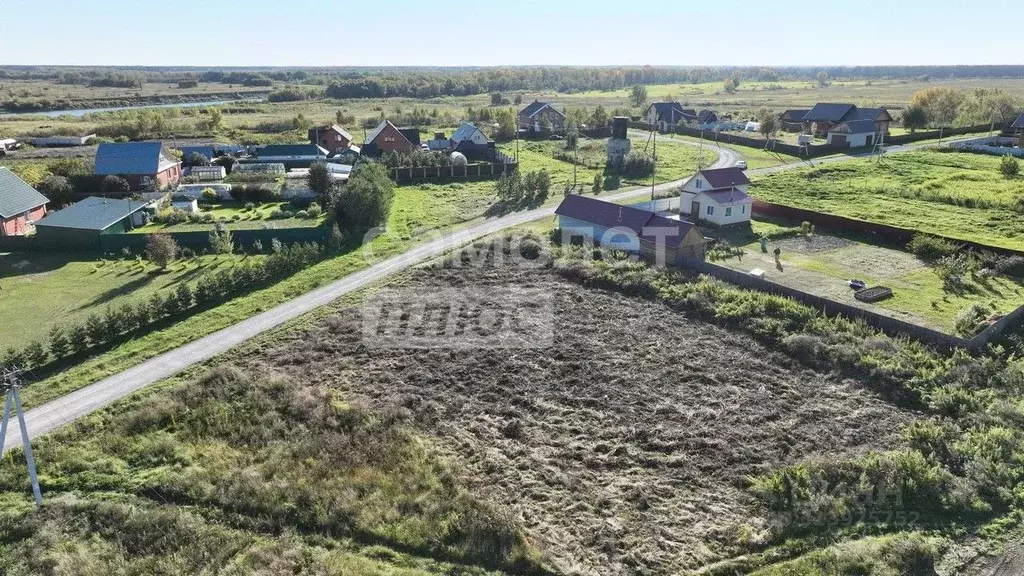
[242,257,914,574]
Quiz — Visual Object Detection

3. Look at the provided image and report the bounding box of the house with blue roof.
[95,142,182,191]
[249,143,329,168]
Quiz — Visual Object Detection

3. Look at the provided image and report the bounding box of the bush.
[201,188,219,202]
[620,152,654,178]
[908,234,959,261]
[100,175,131,194]
[230,184,280,203]
[955,303,990,337]
[1000,154,1019,178]
[307,202,322,218]
[332,163,394,231]
[208,223,234,254]
[146,233,179,269]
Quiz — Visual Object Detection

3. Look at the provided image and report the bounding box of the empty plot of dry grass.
[244,260,914,575]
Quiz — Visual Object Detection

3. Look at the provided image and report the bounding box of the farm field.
[750,150,1024,251]
[0,248,914,575]
[0,252,255,352]
[135,201,328,233]
[711,223,1024,333]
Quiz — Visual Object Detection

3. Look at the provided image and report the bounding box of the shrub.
[100,175,131,194]
[332,163,394,231]
[955,303,990,337]
[201,188,219,202]
[620,152,654,178]
[146,234,179,269]
[1000,154,1019,178]
[603,174,621,191]
[208,223,234,254]
[908,234,959,261]
[229,184,280,203]
[243,202,255,211]
[295,210,310,219]
[307,202,322,218]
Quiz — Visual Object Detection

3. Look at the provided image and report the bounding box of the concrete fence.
[952,136,1024,158]
[678,258,1022,351]
[629,197,679,212]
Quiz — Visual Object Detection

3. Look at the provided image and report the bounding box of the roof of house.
[802,103,856,123]
[180,146,215,161]
[95,142,179,175]
[0,168,49,219]
[780,109,809,121]
[847,107,893,122]
[451,122,486,143]
[696,110,717,122]
[398,128,421,146]
[519,100,564,119]
[310,124,353,141]
[696,167,750,189]
[35,196,149,231]
[255,144,328,157]
[646,102,691,123]
[555,195,698,248]
[364,120,416,149]
[1011,113,1024,129]
[830,120,878,134]
[701,189,752,205]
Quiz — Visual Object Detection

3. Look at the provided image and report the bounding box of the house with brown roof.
[555,194,706,264]
[362,120,420,156]
[679,167,752,226]
[308,124,354,155]
[517,101,566,133]
[779,109,809,132]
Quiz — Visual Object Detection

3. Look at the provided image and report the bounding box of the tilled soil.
[245,261,913,575]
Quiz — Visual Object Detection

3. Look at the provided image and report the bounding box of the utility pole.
[651,128,657,202]
[0,366,42,507]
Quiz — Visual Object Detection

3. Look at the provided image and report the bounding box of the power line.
[0,365,43,507]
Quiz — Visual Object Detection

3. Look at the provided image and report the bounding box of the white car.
[735,160,748,170]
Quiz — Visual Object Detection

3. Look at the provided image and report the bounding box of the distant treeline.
[2,65,1024,99]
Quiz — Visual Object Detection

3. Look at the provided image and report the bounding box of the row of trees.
[495,169,552,205]
[0,239,329,371]
[903,87,1020,131]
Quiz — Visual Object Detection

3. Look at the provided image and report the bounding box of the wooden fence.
[389,157,517,184]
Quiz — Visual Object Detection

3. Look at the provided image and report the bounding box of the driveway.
[3,140,737,451]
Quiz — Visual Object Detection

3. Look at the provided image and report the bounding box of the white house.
[679,167,753,226]
[826,120,880,148]
[450,123,489,146]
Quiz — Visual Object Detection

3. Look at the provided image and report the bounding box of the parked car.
[548,134,565,141]
[735,160,748,170]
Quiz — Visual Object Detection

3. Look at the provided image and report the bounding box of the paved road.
[3,140,737,452]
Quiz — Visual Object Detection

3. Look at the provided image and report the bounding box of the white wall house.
[679,167,753,226]
[450,123,489,146]
[825,120,880,148]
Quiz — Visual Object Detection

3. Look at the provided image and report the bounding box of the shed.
[34,196,152,249]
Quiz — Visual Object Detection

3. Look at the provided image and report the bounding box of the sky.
[0,0,1020,67]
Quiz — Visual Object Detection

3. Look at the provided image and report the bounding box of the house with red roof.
[555,194,706,263]
[679,167,752,226]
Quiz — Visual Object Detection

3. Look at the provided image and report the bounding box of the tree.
[206,107,223,132]
[208,223,234,254]
[332,163,395,231]
[186,152,210,167]
[38,175,73,206]
[514,94,523,105]
[722,78,737,93]
[49,325,71,359]
[817,71,829,87]
[629,84,648,107]
[958,88,1020,127]
[590,105,609,128]
[901,105,929,133]
[307,161,333,199]
[490,92,503,106]
[100,175,130,194]
[213,155,236,175]
[1001,155,1020,178]
[146,233,179,269]
[493,108,517,141]
[910,87,965,127]
[592,173,602,194]
[756,108,778,140]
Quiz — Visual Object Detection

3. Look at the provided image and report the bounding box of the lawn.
[711,221,1024,333]
[665,132,804,169]
[134,201,327,233]
[750,150,1024,251]
[0,252,252,351]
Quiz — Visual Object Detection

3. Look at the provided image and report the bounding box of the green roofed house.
[0,167,49,236]
[34,196,152,250]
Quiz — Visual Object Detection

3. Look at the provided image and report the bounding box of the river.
[0,98,263,119]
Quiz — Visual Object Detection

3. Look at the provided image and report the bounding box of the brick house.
[308,124,354,155]
[95,142,182,191]
[0,167,48,236]
[362,120,419,156]
[517,101,566,133]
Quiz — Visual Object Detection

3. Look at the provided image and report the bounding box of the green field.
[0,252,251,351]
[750,150,1024,251]
[134,201,327,233]
[713,221,1024,333]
